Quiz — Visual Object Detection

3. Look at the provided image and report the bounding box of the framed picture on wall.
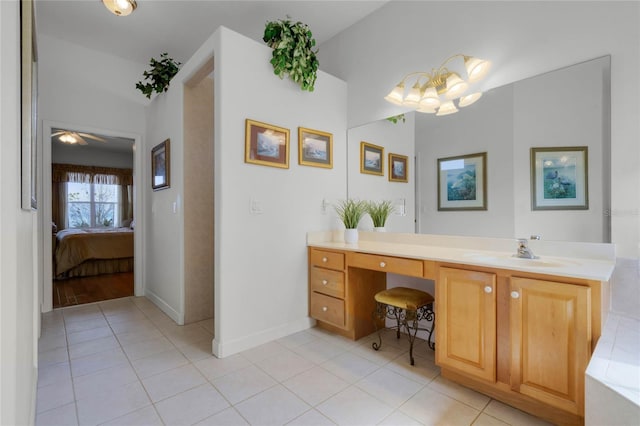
[360,141,384,176]
[298,127,333,168]
[245,119,290,169]
[437,152,487,211]
[530,146,588,210]
[389,153,408,182]
[151,139,170,191]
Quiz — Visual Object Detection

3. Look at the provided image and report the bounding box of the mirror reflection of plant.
[334,199,367,229]
[366,200,395,227]
[263,18,319,91]
[136,53,182,99]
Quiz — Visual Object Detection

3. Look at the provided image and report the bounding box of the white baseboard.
[213,317,315,358]
[145,289,184,325]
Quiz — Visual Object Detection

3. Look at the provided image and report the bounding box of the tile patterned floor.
[36,297,553,426]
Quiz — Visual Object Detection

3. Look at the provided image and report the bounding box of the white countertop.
[308,231,616,282]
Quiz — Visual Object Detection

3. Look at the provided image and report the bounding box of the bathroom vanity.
[307,231,615,426]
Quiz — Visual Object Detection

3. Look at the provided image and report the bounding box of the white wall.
[214,27,347,355]
[143,83,184,323]
[416,85,515,238]
[347,113,415,232]
[38,33,147,310]
[143,27,348,355]
[52,145,134,168]
[0,1,38,424]
[319,1,640,259]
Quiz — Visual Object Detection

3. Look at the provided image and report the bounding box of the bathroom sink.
[461,252,579,268]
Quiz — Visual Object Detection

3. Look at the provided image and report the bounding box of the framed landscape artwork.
[437,152,487,211]
[245,119,290,169]
[151,139,170,191]
[389,153,408,182]
[298,127,333,168]
[530,146,588,210]
[360,141,384,176]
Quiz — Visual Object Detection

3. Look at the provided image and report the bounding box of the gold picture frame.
[245,119,290,169]
[389,153,408,183]
[151,139,170,191]
[360,141,384,176]
[298,127,333,168]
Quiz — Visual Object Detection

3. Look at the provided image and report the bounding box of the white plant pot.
[373,227,386,232]
[344,228,359,244]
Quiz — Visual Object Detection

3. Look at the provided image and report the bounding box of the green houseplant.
[136,53,182,99]
[334,199,367,243]
[263,18,319,91]
[366,200,395,231]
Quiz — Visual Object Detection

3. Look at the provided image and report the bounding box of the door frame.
[41,120,144,312]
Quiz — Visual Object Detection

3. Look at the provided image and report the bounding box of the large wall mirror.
[347,56,611,243]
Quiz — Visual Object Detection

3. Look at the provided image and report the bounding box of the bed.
[54,227,134,279]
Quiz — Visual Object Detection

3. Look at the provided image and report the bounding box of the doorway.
[41,122,144,312]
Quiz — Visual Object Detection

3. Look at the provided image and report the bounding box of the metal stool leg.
[371,302,385,351]
[405,310,419,366]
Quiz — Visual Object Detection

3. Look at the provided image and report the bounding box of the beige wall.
[183,76,214,324]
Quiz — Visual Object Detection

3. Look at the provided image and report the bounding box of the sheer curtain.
[52,164,133,230]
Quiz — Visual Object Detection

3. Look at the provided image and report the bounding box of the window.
[67,182,120,228]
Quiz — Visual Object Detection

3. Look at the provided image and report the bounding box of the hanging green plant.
[136,53,182,99]
[386,113,406,124]
[263,17,319,92]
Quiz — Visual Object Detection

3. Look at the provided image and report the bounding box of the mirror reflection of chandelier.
[384,55,491,116]
[102,0,137,16]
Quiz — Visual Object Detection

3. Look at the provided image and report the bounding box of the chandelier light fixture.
[384,54,491,116]
[102,0,137,16]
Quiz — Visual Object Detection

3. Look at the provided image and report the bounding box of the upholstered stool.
[372,287,435,365]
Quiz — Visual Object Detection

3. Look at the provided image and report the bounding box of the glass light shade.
[445,73,468,99]
[417,105,437,114]
[384,83,405,106]
[59,133,78,144]
[403,82,422,107]
[436,100,458,116]
[464,56,491,83]
[419,86,441,110]
[458,92,482,107]
[102,0,137,16]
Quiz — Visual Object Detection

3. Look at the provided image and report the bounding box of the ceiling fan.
[51,130,107,146]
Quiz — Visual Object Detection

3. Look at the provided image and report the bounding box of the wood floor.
[53,272,134,308]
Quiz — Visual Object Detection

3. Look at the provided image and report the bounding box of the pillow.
[121,218,133,228]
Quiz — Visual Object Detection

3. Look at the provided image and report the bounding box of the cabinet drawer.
[310,249,345,271]
[310,267,345,298]
[310,292,345,328]
[349,252,423,277]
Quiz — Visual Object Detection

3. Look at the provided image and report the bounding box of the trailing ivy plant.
[263,18,319,92]
[136,53,182,99]
[386,113,406,124]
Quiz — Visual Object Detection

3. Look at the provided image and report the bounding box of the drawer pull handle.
[379,262,386,268]
[322,257,328,263]
[322,280,328,285]
[484,286,493,294]
[511,291,520,299]
[322,306,328,312]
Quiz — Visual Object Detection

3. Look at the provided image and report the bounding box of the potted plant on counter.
[366,200,395,232]
[335,199,367,244]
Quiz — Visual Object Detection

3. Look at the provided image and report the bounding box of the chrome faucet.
[516,238,538,259]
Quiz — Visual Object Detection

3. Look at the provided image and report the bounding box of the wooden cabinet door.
[510,277,591,415]
[436,267,497,382]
